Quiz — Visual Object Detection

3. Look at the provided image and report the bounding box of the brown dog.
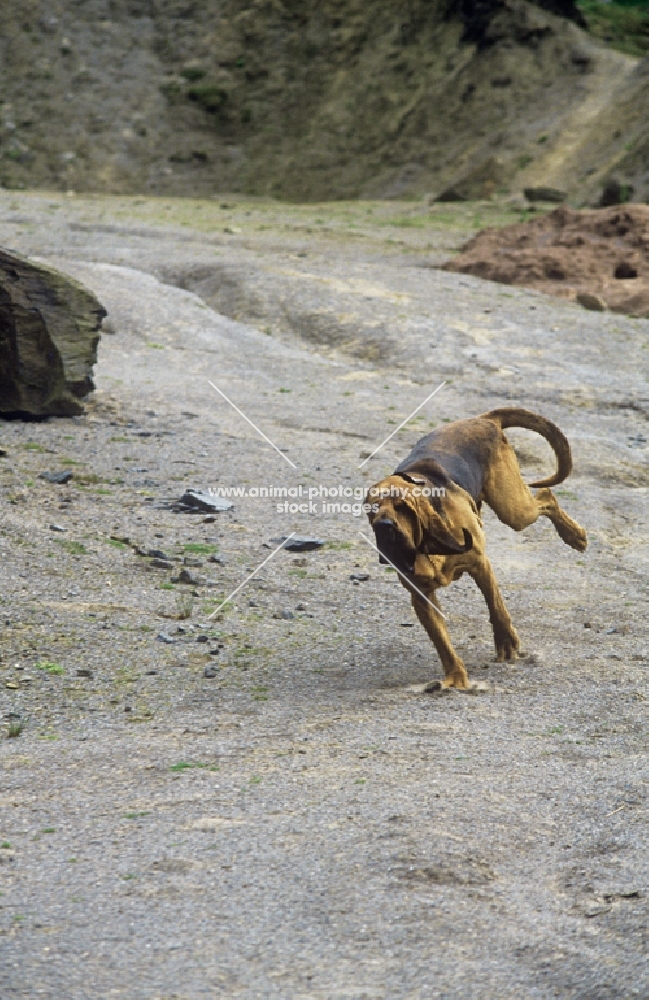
[366,408,587,691]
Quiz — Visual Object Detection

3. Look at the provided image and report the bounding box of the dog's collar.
[395,472,429,487]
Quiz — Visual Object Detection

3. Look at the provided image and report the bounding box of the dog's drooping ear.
[422,526,473,556]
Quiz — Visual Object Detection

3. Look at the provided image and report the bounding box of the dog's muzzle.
[373,518,416,575]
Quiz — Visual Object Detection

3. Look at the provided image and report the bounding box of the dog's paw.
[423,678,488,695]
[495,636,520,662]
[556,519,587,552]
[423,679,452,695]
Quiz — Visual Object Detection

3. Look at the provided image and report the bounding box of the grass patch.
[107,538,128,550]
[57,540,87,555]
[578,0,649,57]
[183,543,218,554]
[35,661,65,675]
[75,473,106,485]
[7,719,24,738]
[169,761,208,772]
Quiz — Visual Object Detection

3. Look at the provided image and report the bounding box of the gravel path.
[0,193,647,999]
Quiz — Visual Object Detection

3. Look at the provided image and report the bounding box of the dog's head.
[366,474,473,574]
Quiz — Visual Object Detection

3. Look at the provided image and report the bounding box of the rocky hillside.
[0,0,647,202]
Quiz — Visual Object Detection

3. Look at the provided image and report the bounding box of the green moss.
[180,66,206,82]
[578,0,649,56]
[186,84,229,114]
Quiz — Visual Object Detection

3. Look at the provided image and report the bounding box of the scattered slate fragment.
[49,523,67,533]
[207,554,224,564]
[40,470,74,484]
[150,558,173,569]
[204,664,218,678]
[170,489,234,513]
[172,568,201,585]
[156,632,176,644]
[147,549,169,560]
[271,535,325,552]
[76,668,93,678]
[350,573,369,581]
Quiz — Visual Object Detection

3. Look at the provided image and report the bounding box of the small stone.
[248,599,258,607]
[207,555,224,564]
[177,489,233,513]
[203,515,216,523]
[76,668,93,678]
[156,632,176,644]
[204,664,218,678]
[295,602,307,611]
[183,557,203,567]
[196,635,209,643]
[576,292,607,312]
[49,523,67,533]
[39,470,73,484]
[5,680,20,690]
[349,573,369,582]
[150,558,173,569]
[523,186,567,203]
[172,568,200,585]
[270,536,325,552]
[281,610,294,620]
[209,648,220,656]
[147,548,169,560]
[604,627,617,635]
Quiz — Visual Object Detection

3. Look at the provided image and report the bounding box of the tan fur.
[367,411,587,692]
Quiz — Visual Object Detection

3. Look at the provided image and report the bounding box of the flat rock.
[174,489,234,512]
[271,535,325,552]
[39,470,73,484]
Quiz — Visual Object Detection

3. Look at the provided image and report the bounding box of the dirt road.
[0,193,647,999]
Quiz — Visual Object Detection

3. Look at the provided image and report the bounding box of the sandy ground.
[0,192,647,999]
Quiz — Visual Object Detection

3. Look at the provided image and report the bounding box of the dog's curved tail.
[480,407,572,488]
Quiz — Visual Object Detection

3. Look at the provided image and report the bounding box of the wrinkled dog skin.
[367,407,587,692]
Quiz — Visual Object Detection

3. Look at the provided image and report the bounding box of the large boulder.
[0,248,106,417]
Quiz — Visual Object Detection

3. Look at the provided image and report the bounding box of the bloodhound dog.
[367,408,587,691]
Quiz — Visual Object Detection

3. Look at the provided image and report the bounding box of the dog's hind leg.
[483,440,587,551]
[468,556,520,661]
[410,591,472,690]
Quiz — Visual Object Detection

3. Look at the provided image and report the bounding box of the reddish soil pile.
[443,204,649,318]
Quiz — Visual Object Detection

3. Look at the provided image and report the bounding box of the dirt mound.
[443,203,649,316]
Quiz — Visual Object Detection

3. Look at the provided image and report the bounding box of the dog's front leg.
[410,591,472,690]
[468,557,520,661]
